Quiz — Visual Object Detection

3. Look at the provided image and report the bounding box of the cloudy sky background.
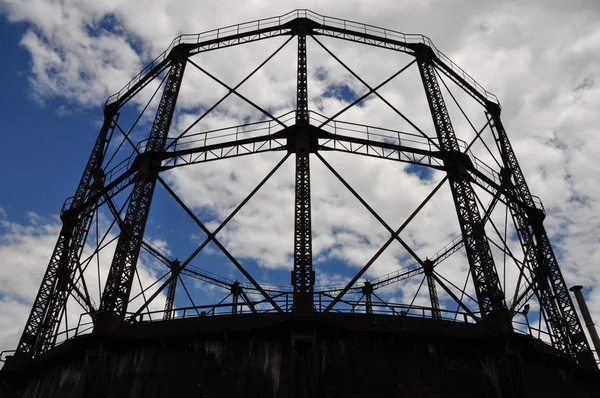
[0,0,599,358]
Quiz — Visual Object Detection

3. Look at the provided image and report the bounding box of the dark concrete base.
[1,314,599,397]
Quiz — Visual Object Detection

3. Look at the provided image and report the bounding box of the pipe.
[570,285,600,359]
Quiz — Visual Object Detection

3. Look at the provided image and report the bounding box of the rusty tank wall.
[1,314,599,397]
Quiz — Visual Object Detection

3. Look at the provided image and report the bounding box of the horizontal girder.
[61,118,518,234]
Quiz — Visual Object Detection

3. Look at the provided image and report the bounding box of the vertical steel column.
[363,282,373,315]
[97,48,187,332]
[163,260,180,320]
[488,105,592,363]
[423,260,441,319]
[426,275,441,319]
[416,48,509,331]
[14,106,118,361]
[291,26,314,316]
[231,282,241,315]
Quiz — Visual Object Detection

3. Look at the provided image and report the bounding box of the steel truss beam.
[152,120,447,171]
[14,108,118,359]
[164,260,180,320]
[423,260,441,320]
[487,106,593,364]
[96,49,187,332]
[417,48,509,330]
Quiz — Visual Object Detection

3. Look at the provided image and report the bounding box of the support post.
[96,47,188,333]
[423,260,441,320]
[163,260,181,320]
[488,104,593,363]
[416,46,510,332]
[291,26,315,316]
[11,106,118,363]
[363,282,373,315]
[231,282,241,315]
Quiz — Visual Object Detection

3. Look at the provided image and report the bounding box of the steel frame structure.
[10,9,595,379]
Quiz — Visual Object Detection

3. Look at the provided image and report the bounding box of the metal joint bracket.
[103,103,120,118]
[231,281,242,295]
[500,167,514,189]
[414,43,437,62]
[282,18,320,34]
[422,259,434,276]
[132,152,163,181]
[527,207,546,227]
[486,101,502,119]
[533,265,550,291]
[167,43,192,62]
[169,259,181,272]
[287,125,320,153]
[440,150,473,181]
[362,281,374,295]
[59,208,79,227]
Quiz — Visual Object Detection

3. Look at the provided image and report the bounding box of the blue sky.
[0,1,599,357]
[0,17,98,223]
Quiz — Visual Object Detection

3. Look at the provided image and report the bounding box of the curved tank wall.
[1,314,599,397]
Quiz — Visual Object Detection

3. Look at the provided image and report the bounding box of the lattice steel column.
[97,48,187,332]
[13,106,118,361]
[291,27,315,316]
[163,260,180,320]
[487,104,593,364]
[426,275,441,319]
[423,260,441,320]
[417,48,509,331]
[231,282,241,315]
[363,282,373,315]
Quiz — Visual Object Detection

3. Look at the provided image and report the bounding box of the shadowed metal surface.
[2,315,599,397]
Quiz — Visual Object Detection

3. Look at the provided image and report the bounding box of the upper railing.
[104,10,499,108]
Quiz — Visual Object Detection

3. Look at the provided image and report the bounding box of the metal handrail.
[121,293,475,325]
[531,195,546,215]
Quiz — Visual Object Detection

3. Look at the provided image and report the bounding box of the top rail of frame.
[104,10,499,109]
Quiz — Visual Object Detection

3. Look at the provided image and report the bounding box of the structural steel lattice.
[9,9,596,375]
